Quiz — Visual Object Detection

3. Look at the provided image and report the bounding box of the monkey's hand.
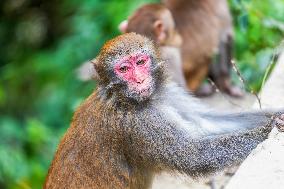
[275,114,284,132]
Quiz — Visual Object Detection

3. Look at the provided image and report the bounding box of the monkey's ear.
[90,59,99,79]
[76,59,99,81]
[118,20,128,33]
[153,20,167,44]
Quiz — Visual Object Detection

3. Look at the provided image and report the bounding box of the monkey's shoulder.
[71,92,125,131]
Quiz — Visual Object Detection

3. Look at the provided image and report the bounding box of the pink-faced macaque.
[45,33,284,189]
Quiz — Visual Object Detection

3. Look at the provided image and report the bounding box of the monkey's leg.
[185,62,210,92]
[207,178,217,189]
[209,35,243,97]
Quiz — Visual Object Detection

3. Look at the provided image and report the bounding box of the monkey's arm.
[130,113,274,177]
[197,110,281,135]
[163,83,282,135]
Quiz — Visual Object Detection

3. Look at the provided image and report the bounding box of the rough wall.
[225,52,284,189]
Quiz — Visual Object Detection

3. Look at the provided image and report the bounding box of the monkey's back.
[44,92,132,189]
[164,0,233,90]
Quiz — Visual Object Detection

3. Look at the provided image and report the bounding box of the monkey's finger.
[275,117,284,132]
[275,117,284,125]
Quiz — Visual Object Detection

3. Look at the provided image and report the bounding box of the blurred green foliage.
[230,0,284,90]
[0,0,283,188]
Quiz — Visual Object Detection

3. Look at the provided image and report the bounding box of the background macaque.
[163,0,243,97]
[45,33,284,189]
[119,3,186,88]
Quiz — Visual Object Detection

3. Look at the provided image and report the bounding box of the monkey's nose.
[136,79,145,84]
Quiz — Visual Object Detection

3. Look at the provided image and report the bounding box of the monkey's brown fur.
[126,4,181,47]
[126,4,165,42]
[45,91,141,188]
[44,34,163,188]
[45,33,284,189]
[163,0,234,92]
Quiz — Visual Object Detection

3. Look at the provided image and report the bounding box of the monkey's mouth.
[137,88,151,96]
[128,85,153,100]
[128,78,153,97]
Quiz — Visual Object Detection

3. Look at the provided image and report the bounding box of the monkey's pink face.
[114,53,153,98]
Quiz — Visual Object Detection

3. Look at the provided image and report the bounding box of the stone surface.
[225,129,284,189]
[225,53,284,189]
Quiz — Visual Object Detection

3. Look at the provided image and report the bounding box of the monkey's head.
[119,3,182,47]
[93,33,165,103]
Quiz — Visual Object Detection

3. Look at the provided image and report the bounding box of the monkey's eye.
[119,66,128,73]
[136,59,146,66]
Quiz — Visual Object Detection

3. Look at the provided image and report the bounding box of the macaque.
[44,33,284,189]
[119,3,186,88]
[163,0,243,97]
